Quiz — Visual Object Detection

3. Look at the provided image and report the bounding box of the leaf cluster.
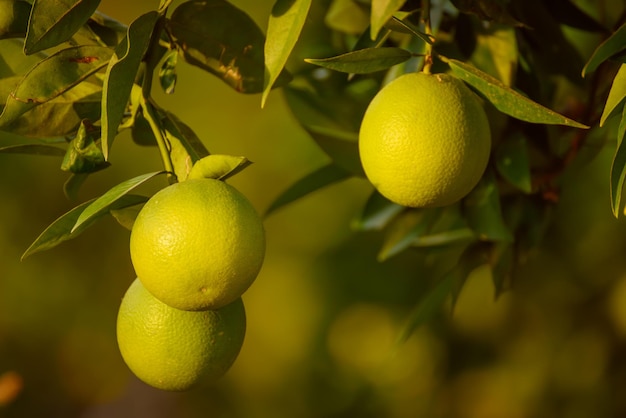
[0,0,624,338]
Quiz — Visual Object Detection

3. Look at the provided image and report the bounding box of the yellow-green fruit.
[359,72,491,208]
[130,178,265,311]
[116,279,246,391]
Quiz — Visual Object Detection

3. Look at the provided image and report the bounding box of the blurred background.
[2,1,626,417]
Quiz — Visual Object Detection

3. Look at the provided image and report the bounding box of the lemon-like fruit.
[359,72,491,208]
[116,279,246,391]
[130,178,265,311]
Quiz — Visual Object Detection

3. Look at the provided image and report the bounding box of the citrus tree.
[0,0,625,396]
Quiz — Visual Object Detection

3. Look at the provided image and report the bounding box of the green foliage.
[0,0,624,343]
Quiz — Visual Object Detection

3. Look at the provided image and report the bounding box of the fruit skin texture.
[359,72,491,208]
[130,178,265,311]
[116,279,246,391]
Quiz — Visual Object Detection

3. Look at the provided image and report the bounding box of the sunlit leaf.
[22,194,147,260]
[495,132,532,193]
[305,47,412,74]
[582,22,626,77]
[265,164,351,216]
[352,190,403,231]
[325,0,369,35]
[463,170,513,242]
[168,0,290,94]
[187,154,251,181]
[370,0,406,40]
[72,171,164,232]
[0,45,112,128]
[0,144,66,156]
[2,81,102,137]
[600,64,626,127]
[262,0,311,107]
[24,0,101,54]
[101,11,158,159]
[0,0,31,40]
[162,110,210,182]
[442,57,589,128]
[471,24,517,86]
[61,119,109,173]
[110,203,144,231]
[610,104,626,217]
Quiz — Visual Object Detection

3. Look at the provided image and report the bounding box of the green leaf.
[162,111,210,182]
[101,11,158,159]
[63,172,89,200]
[262,0,311,107]
[451,0,523,27]
[600,64,626,127]
[370,0,406,40]
[471,24,517,86]
[610,104,626,217]
[187,154,251,181]
[110,203,143,231]
[0,45,112,128]
[463,170,513,242]
[87,11,128,47]
[442,57,589,129]
[0,0,31,40]
[305,47,412,74]
[378,208,442,261]
[159,49,177,95]
[325,0,369,35]
[388,16,434,45]
[582,22,626,77]
[303,125,363,175]
[2,80,102,137]
[61,119,109,173]
[0,143,66,156]
[398,244,486,342]
[168,0,291,94]
[24,0,101,54]
[411,228,476,247]
[22,194,148,260]
[352,190,403,231]
[72,171,164,232]
[495,132,532,193]
[265,164,351,216]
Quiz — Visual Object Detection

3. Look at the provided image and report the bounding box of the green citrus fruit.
[116,279,246,391]
[359,72,491,208]
[130,178,265,311]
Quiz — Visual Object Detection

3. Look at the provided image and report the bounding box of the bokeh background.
[2,1,626,417]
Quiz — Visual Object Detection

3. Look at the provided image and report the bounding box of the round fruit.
[116,279,246,391]
[130,178,265,311]
[359,71,491,208]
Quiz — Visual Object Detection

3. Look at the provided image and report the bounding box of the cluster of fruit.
[116,178,265,391]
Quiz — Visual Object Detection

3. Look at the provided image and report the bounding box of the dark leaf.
[265,164,351,216]
[544,0,607,33]
[352,190,403,231]
[451,0,524,26]
[168,0,291,94]
[159,49,178,95]
[583,22,626,77]
[378,208,442,261]
[0,143,66,156]
[0,0,31,39]
[305,47,412,74]
[463,170,513,242]
[495,132,532,193]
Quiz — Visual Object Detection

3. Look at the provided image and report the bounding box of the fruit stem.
[421,0,433,74]
[141,97,177,184]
